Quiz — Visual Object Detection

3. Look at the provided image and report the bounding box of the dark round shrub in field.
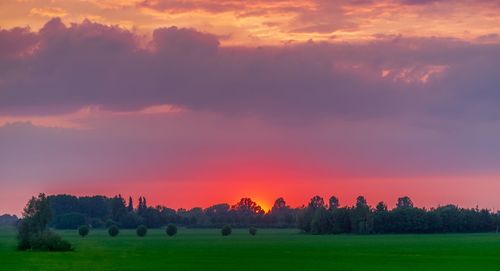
[249,227,257,236]
[78,225,89,237]
[108,225,119,237]
[166,224,177,237]
[136,225,147,237]
[221,225,232,236]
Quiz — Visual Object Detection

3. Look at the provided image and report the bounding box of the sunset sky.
[1,0,500,215]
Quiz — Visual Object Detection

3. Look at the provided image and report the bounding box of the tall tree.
[127,196,134,212]
[396,196,414,209]
[308,196,325,209]
[110,194,126,221]
[329,196,339,210]
[351,196,372,234]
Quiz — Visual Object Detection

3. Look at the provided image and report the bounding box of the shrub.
[78,225,90,237]
[136,225,147,237]
[249,227,257,236]
[30,232,73,251]
[166,224,177,237]
[108,225,119,237]
[221,225,232,236]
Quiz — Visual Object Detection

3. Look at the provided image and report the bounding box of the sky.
[1,0,500,215]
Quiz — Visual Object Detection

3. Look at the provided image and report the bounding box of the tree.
[298,196,326,233]
[138,196,148,215]
[272,198,287,211]
[53,212,86,229]
[221,225,232,236]
[78,225,90,237]
[249,227,257,236]
[232,198,265,215]
[166,224,177,236]
[127,196,134,212]
[108,225,119,237]
[350,196,372,234]
[311,207,333,235]
[308,196,325,209]
[110,195,127,221]
[119,211,143,229]
[396,196,414,209]
[373,201,390,233]
[17,194,72,251]
[328,196,339,210]
[136,225,147,237]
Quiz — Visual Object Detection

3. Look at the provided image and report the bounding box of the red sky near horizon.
[2,0,500,215]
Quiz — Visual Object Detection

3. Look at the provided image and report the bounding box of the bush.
[136,225,147,237]
[249,227,257,236]
[78,225,89,237]
[29,232,73,251]
[221,225,232,236]
[108,225,119,237]
[166,224,177,237]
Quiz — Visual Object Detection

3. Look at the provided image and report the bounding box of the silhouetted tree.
[166,224,177,236]
[110,195,127,222]
[221,225,232,236]
[127,196,134,212]
[396,196,414,209]
[249,227,257,236]
[53,212,86,229]
[17,194,72,251]
[308,196,325,209]
[311,207,333,235]
[78,225,89,237]
[350,196,372,234]
[269,197,294,227]
[136,225,147,237]
[373,201,389,233]
[28,193,500,235]
[328,196,339,210]
[119,211,143,229]
[108,225,119,237]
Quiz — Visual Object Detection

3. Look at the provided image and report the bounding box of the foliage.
[249,227,257,236]
[311,207,332,235]
[136,225,148,237]
[221,225,232,236]
[41,194,499,235]
[17,193,72,251]
[108,225,119,237]
[166,224,177,236]
[29,231,73,251]
[53,213,86,229]
[78,225,89,237]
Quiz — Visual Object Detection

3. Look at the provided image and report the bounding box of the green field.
[1,227,500,271]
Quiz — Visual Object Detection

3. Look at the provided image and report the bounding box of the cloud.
[1,19,500,123]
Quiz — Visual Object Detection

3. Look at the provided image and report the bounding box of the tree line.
[44,194,500,234]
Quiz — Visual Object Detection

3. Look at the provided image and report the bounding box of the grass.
[1,226,500,271]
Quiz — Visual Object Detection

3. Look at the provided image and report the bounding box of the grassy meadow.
[1,226,500,271]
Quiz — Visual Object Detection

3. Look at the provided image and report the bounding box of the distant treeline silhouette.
[44,194,500,234]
